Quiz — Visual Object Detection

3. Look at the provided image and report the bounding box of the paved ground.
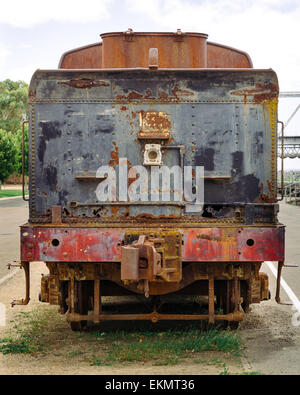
[239,201,300,374]
[277,201,300,291]
[1,184,22,190]
[0,198,28,281]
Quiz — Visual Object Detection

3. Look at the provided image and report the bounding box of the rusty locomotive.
[15,30,287,330]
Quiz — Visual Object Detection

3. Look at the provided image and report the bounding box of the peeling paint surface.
[20,225,284,263]
[29,69,278,224]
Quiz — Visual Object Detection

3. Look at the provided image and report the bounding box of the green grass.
[0,309,57,355]
[0,189,28,198]
[89,328,241,366]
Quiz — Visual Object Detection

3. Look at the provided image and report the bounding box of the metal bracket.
[124,28,134,42]
[52,205,62,224]
[275,261,298,305]
[11,262,30,307]
[121,235,161,287]
[7,261,22,270]
[174,29,185,42]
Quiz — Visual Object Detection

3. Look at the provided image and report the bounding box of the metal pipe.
[275,261,284,304]
[67,311,244,323]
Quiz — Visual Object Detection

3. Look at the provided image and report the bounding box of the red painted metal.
[21,226,284,263]
[183,227,285,262]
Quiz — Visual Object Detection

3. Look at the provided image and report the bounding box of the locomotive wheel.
[69,281,89,332]
[227,321,240,330]
[70,321,84,332]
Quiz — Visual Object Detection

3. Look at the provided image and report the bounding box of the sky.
[0,0,299,168]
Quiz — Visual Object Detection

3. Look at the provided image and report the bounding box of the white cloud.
[18,43,32,50]
[0,42,11,68]
[0,0,114,28]
[1,63,38,83]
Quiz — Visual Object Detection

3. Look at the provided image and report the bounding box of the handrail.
[22,120,29,202]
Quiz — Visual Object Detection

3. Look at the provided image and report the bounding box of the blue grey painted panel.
[28,69,278,224]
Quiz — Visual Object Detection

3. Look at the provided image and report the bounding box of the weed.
[241,371,263,375]
[90,356,112,367]
[68,350,84,358]
[219,364,229,375]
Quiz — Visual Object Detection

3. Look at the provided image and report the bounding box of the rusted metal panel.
[138,111,171,140]
[183,226,285,262]
[28,69,278,224]
[100,31,208,69]
[237,228,285,261]
[59,42,103,69]
[51,205,62,224]
[58,78,110,89]
[21,226,123,262]
[121,245,140,280]
[207,42,253,68]
[21,225,284,263]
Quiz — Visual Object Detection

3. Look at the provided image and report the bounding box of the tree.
[14,126,29,176]
[0,79,29,133]
[0,80,29,184]
[0,129,18,188]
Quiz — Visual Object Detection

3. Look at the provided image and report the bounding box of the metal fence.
[283,182,300,205]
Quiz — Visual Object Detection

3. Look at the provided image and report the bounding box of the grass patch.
[240,371,263,375]
[0,190,28,198]
[89,328,241,366]
[0,308,58,355]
